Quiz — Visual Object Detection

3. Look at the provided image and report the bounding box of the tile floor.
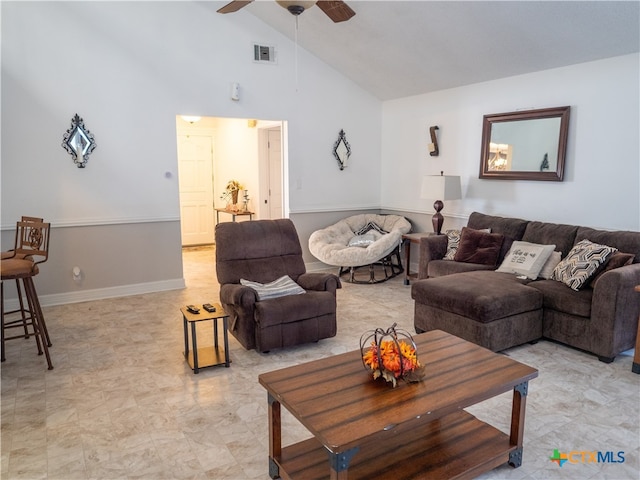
[1,246,638,479]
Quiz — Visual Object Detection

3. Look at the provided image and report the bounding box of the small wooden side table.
[215,208,254,223]
[633,286,640,374]
[181,303,231,374]
[402,232,434,285]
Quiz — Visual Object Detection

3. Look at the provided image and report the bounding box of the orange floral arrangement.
[360,323,424,387]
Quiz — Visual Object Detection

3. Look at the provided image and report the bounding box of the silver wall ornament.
[333,129,351,170]
[62,114,96,168]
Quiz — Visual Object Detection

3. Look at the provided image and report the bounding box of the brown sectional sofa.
[411,212,640,362]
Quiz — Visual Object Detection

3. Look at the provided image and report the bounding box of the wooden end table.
[181,303,230,373]
[402,232,434,285]
[259,329,538,479]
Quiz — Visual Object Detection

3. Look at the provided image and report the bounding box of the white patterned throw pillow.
[496,241,556,280]
[537,251,562,280]
[551,239,618,290]
[354,221,388,235]
[444,229,462,260]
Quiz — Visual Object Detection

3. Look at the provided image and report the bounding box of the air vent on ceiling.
[253,44,277,64]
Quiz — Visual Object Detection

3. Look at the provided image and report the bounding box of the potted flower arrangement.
[223,180,243,205]
[360,323,424,387]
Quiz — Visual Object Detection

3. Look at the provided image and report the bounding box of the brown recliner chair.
[215,219,341,352]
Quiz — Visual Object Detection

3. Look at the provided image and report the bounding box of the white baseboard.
[3,279,186,309]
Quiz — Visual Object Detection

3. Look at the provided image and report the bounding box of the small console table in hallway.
[215,208,254,223]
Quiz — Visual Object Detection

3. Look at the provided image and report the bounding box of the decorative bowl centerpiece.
[360,323,425,387]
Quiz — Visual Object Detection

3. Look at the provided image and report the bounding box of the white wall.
[213,117,260,212]
[1,2,381,303]
[3,2,637,305]
[381,54,640,231]
[1,1,381,227]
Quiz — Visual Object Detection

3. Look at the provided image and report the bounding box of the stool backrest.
[21,216,44,223]
[14,220,50,265]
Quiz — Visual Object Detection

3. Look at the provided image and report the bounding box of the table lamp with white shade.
[420,172,462,235]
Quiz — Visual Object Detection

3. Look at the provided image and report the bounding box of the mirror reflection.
[480,106,570,181]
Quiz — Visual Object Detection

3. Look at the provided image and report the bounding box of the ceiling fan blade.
[217,1,254,14]
[316,1,355,22]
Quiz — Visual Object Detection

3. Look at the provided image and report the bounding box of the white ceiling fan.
[217,0,356,23]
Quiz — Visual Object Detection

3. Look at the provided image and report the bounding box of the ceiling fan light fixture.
[276,0,316,16]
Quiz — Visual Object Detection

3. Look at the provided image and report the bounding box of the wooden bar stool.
[1,220,52,369]
[1,216,45,342]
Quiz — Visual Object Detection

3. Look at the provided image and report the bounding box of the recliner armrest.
[297,272,341,293]
[418,235,448,279]
[220,283,258,307]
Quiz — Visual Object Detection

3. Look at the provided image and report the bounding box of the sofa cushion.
[453,227,504,266]
[467,212,529,240]
[496,241,556,279]
[255,290,336,328]
[411,271,542,323]
[467,213,531,264]
[588,252,635,288]
[551,239,618,290]
[528,279,592,317]
[309,214,411,268]
[521,221,578,257]
[427,259,496,278]
[575,227,640,263]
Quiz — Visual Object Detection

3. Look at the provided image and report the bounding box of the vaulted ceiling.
[241,1,640,100]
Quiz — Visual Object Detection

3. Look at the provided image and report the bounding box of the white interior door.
[267,127,283,219]
[177,135,215,245]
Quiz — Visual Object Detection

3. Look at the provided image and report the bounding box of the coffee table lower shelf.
[273,410,517,480]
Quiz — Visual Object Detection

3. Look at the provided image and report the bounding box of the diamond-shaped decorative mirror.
[62,114,96,168]
[333,129,351,171]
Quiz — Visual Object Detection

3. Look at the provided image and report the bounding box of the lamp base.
[432,200,444,235]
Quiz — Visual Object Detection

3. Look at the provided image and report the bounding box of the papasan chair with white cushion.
[309,214,412,284]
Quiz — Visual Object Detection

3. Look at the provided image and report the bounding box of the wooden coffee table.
[259,329,538,479]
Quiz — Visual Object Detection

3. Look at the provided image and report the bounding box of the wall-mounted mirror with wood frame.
[479,106,570,181]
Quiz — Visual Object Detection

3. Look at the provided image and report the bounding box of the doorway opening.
[175,115,288,247]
